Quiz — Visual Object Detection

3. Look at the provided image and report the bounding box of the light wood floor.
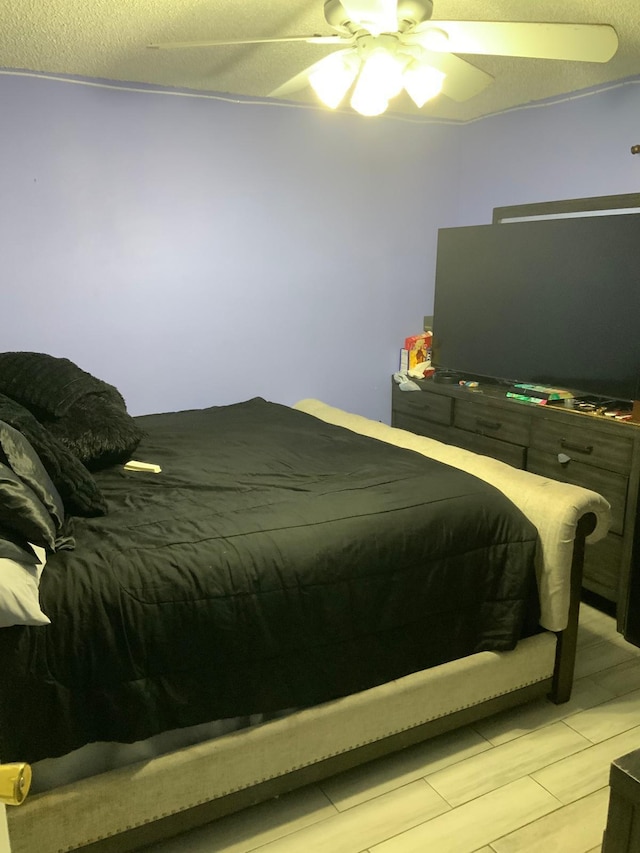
[148,603,640,853]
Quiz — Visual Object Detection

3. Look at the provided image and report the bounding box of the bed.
[0,354,611,853]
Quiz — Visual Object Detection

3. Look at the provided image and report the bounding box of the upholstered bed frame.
[6,399,611,853]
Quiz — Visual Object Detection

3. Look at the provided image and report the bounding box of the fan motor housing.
[397,0,434,27]
[324,0,433,32]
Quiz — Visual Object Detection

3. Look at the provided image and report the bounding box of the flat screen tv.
[431,212,640,402]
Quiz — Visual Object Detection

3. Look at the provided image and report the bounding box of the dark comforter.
[0,398,539,763]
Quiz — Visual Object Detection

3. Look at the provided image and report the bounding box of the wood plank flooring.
[146,603,640,853]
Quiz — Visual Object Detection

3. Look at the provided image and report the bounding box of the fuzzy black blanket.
[0,353,143,517]
[0,351,125,418]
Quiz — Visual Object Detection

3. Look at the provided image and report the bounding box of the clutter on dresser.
[392,371,421,392]
[399,330,434,378]
[505,383,575,407]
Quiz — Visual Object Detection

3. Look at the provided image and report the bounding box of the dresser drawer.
[453,399,531,445]
[391,387,453,427]
[392,412,454,444]
[530,418,634,474]
[527,448,628,536]
[449,427,526,469]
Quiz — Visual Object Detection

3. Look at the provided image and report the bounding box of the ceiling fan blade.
[409,21,618,63]
[148,34,349,50]
[421,52,494,102]
[340,0,398,34]
[269,51,356,98]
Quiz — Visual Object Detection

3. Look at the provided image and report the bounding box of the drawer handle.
[560,438,593,455]
[476,419,501,432]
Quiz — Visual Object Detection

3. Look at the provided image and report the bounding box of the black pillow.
[0,352,143,471]
[0,420,64,529]
[46,391,144,471]
[0,463,57,551]
[0,395,106,518]
[0,351,122,417]
[0,532,40,565]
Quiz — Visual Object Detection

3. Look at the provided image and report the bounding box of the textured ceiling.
[1,0,639,121]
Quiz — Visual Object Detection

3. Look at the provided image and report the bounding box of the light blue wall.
[1,73,456,421]
[452,79,640,225]
[2,72,639,420]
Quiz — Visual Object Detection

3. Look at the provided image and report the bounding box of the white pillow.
[0,544,50,627]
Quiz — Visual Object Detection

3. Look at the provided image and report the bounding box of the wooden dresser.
[391,379,640,640]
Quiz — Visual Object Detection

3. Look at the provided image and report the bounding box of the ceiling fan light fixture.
[309,51,361,108]
[350,47,403,115]
[350,87,389,115]
[403,62,445,107]
[355,45,404,98]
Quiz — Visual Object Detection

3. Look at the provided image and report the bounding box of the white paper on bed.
[293,398,612,633]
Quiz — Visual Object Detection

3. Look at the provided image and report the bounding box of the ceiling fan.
[148,0,619,116]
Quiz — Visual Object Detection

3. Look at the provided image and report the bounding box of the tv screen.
[431,212,640,402]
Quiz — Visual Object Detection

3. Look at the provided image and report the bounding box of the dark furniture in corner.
[603,749,640,852]
[391,379,640,642]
